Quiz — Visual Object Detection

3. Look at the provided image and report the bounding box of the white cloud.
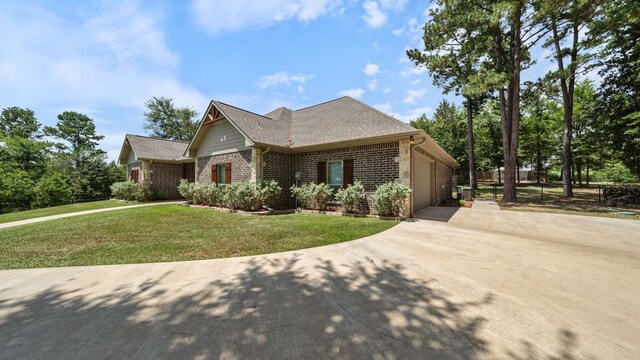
[411,79,420,85]
[192,0,343,34]
[338,88,365,99]
[392,27,405,36]
[373,103,392,113]
[367,79,379,91]
[403,88,427,104]
[0,1,208,114]
[297,85,305,93]
[379,0,408,11]
[254,71,313,89]
[363,62,380,76]
[373,103,431,122]
[362,1,387,28]
[401,66,427,77]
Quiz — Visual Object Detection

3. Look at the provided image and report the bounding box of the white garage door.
[414,154,433,211]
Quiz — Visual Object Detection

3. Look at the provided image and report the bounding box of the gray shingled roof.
[124,134,191,162]
[214,101,291,147]
[208,96,417,149]
[288,97,417,148]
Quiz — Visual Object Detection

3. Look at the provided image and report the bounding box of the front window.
[217,164,226,185]
[327,160,343,193]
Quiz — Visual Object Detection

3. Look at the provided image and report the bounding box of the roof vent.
[257,121,262,128]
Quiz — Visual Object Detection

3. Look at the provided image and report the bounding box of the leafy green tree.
[0,168,35,213]
[33,173,73,208]
[520,83,562,183]
[0,107,42,139]
[411,100,467,170]
[143,97,199,142]
[411,0,546,202]
[540,0,599,196]
[407,8,489,189]
[474,101,504,180]
[45,112,110,202]
[590,0,640,179]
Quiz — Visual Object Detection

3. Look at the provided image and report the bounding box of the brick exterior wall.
[150,162,184,199]
[435,159,453,204]
[291,142,400,212]
[263,151,292,208]
[196,150,252,184]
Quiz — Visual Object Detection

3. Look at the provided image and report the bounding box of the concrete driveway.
[1,204,639,359]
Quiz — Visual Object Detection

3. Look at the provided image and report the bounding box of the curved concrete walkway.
[1,206,639,359]
[0,202,180,230]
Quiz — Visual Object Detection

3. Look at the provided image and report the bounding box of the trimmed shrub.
[371,181,411,217]
[335,180,365,213]
[313,183,333,211]
[290,183,334,211]
[177,179,196,202]
[110,181,152,202]
[180,180,282,210]
[291,183,314,209]
[110,181,136,201]
[258,180,282,209]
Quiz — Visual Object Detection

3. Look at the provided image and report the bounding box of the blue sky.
[0,0,560,161]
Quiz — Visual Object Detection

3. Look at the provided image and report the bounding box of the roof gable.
[118,134,191,164]
[186,96,419,154]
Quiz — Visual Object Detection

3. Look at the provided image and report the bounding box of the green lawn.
[474,182,639,219]
[0,205,397,269]
[0,200,132,224]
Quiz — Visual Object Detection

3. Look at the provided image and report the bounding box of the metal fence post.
[541,183,544,201]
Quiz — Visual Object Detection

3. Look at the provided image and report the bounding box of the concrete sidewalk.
[1,206,639,359]
[0,202,180,230]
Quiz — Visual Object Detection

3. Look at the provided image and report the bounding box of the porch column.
[251,148,263,183]
[397,139,411,217]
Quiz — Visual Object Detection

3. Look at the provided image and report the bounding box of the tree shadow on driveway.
[0,257,587,359]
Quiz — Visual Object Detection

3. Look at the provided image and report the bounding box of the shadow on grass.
[0,258,587,359]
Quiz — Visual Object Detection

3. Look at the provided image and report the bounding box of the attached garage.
[413,151,434,212]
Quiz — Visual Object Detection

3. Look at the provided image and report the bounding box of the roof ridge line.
[127,134,190,144]
[293,96,348,112]
[214,100,275,122]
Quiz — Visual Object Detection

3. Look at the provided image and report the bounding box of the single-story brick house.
[118,135,195,199]
[119,96,458,216]
[188,96,458,216]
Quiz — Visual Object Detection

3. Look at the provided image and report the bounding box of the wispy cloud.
[367,79,379,91]
[191,0,344,34]
[338,88,365,99]
[0,0,207,112]
[403,88,427,104]
[362,1,387,28]
[254,71,314,90]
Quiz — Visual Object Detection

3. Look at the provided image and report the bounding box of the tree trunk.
[586,158,590,185]
[552,17,578,197]
[465,99,478,190]
[577,157,583,186]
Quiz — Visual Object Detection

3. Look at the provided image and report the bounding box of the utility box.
[459,187,473,200]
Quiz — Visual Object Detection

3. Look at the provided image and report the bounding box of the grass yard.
[475,182,639,219]
[0,200,132,224]
[0,205,397,269]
